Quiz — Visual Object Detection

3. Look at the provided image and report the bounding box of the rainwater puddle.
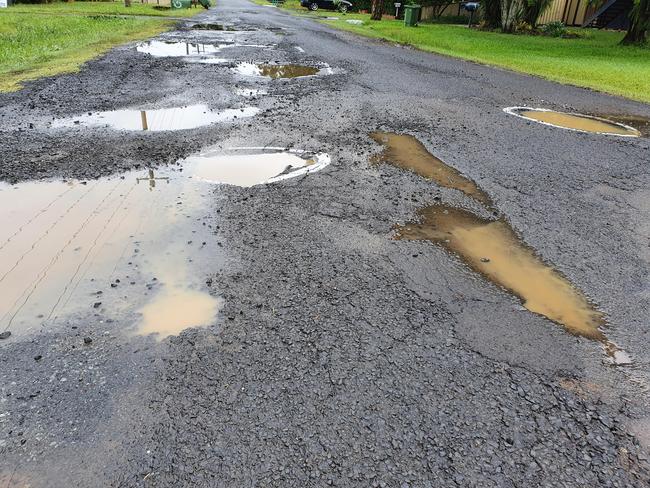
[0,148,329,339]
[191,23,240,31]
[52,105,258,132]
[376,132,628,363]
[183,147,330,187]
[371,131,493,208]
[0,167,221,340]
[137,40,221,57]
[504,107,641,137]
[136,40,273,58]
[395,205,628,363]
[234,62,324,79]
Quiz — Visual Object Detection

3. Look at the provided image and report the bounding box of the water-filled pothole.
[0,148,330,339]
[183,147,330,187]
[376,132,628,364]
[137,40,221,57]
[234,62,326,79]
[396,205,605,340]
[191,23,240,31]
[0,167,221,340]
[52,105,258,131]
[505,107,641,137]
[136,40,273,59]
[371,131,493,209]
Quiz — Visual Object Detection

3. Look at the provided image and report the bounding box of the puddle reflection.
[184,148,330,187]
[234,62,324,79]
[52,105,258,132]
[0,148,330,339]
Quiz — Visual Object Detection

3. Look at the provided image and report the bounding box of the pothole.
[52,105,258,132]
[182,147,330,187]
[396,205,606,340]
[190,23,241,31]
[0,167,221,340]
[137,40,221,57]
[371,131,493,209]
[504,107,641,137]
[377,132,628,364]
[136,40,273,59]
[0,148,329,339]
[233,63,328,79]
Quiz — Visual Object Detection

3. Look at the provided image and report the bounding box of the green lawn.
[327,18,650,103]
[257,0,649,103]
[5,1,204,17]
[0,1,207,91]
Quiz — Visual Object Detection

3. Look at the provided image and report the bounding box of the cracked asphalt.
[1,0,650,486]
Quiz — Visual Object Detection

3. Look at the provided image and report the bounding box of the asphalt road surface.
[1,1,650,486]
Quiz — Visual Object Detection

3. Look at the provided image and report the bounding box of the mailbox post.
[462,2,479,27]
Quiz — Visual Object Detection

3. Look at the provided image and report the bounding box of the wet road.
[1,0,650,486]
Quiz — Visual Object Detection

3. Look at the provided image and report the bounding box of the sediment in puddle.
[374,131,626,361]
[505,108,641,137]
[395,205,607,342]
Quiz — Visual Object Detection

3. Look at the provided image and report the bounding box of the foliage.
[621,0,649,44]
[480,0,502,28]
[522,0,553,27]
[541,20,567,36]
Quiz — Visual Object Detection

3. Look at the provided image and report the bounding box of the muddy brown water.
[370,132,493,208]
[375,132,629,363]
[0,149,329,339]
[0,168,220,340]
[598,113,650,138]
[395,205,607,342]
[234,62,321,79]
[508,108,641,137]
[52,105,258,132]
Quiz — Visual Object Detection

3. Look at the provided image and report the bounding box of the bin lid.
[404,4,421,7]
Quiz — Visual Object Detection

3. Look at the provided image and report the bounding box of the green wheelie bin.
[403,4,421,26]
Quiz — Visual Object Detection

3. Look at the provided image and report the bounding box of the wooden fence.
[420,0,596,26]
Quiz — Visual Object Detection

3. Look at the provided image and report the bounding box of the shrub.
[541,20,567,37]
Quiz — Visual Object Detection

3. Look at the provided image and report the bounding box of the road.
[1,0,650,486]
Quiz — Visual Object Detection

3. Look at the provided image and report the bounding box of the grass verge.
[328,19,650,103]
[5,1,205,18]
[0,13,171,92]
[0,1,205,90]
[254,0,650,103]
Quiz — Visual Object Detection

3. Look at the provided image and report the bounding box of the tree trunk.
[124,0,132,6]
[621,0,648,45]
[371,0,383,20]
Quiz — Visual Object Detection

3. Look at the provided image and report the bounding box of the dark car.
[300,0,352,13]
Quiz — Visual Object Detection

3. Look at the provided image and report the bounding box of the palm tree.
[621,0,648,44]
